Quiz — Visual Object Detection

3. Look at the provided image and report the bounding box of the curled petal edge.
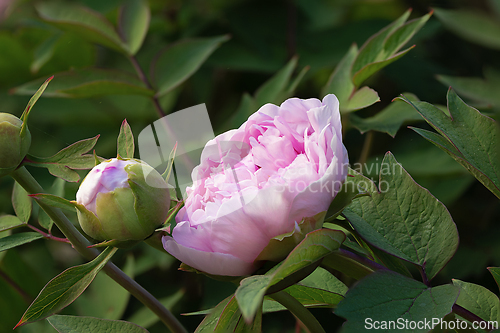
[162,236,257,276]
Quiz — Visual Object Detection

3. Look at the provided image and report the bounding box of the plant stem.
[0,269,32,304]
[269,290,326,333]
[128,55,166,118]
[418,266,430,287]
[11,166,188,333]
[321,248,385,280]
[452,304,495,332]
[357,131,374,166]
[25,223,71,244]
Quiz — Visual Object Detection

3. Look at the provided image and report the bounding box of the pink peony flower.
[163,95,348,276]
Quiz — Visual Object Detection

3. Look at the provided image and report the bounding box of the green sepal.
[31,193,76,212]
[73,201,108,241]
[256,211,326,262]
[143,229,168,252]
[126,162,170,237]
[87,238,139,249]
[161,142,177,182]
[93,150,100,166]
[95,188,145,240]
[20,76,53,139]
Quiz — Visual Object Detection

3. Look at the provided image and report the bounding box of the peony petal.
[171,220,213,252]
[163,236,256,276]
[289,152,347,223]
[207,185,295,262]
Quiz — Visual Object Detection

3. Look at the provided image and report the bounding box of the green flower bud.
[75,158,170,245]
[0,113,31,176]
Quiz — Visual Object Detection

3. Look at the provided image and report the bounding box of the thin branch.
[128,56,166,118]
[452,304,495,332]
[336,248,387,272]
[321,248,386,280]
[0,269,32,304]
[269,290,325,333]
[11,166,188,333]
[357,131,374,166]
[25,223,71,244]
[418,266,430,287]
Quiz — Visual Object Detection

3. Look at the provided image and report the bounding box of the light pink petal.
[163,236,256,276]
[208,185,295,262]
[251,103,280,119]
[171,221,213,252]
[289,153,347,222]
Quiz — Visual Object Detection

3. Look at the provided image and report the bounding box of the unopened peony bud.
[0,113,31,177]
[75,158,170,244]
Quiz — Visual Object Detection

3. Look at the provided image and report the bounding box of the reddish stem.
[25,223,71,244]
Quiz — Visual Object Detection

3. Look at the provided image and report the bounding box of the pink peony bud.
[75,158,170,243]
[162,94,349,276]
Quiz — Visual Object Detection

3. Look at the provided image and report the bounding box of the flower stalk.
[11,166,188,333]
[269,290,326,333]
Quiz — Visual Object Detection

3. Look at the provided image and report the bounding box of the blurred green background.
[0,0,499,332]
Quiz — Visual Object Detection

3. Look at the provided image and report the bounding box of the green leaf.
[117,119,135,159]
[254,56,297,107]
[118,0,150,56]
[322,43,357,106]
[403,89,500,199]
[75,256,134,320]
[228,58,309,129]
[26,135,101,182]
[342,86,380,113]
[452,279,500,324]
[351,10,411,77]
[235,229,345,322]
[229,93,257,129]
[300,267,348,295]
[31,34,60,74]
[489,267,500,292]
[286,65,310,96]
[12,181,32,222]
[437,70,500,107]
[326,169,368,221]
[38,178,66,231]
[153,35,230,97]
[36,3,127,54]
[15,247,117,328]
[336,271,460,332]
[161,143,177,183]
[321,251,375,281]
[20,76,53,138]
[264,284,344,313]
[127,290,184,329]
[214,296,262,333]
[12,69,154,98]
[195,295,232,333]
[0,215,25,232]
[349,93,422,137]
[352,46,415,88]
[351,10,431,87]
[343,152,459,280]
[0,232,43,252]
[434,8,500,50]
[47,315,149,333]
